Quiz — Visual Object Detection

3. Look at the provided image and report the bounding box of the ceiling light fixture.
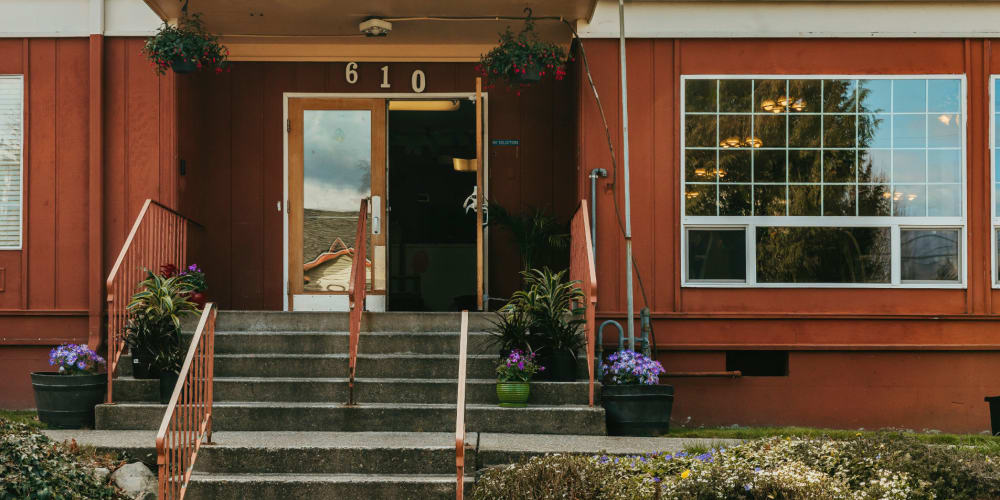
[389,100,461,112]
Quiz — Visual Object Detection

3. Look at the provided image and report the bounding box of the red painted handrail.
[105,199,201,404]
[347,198,369,405]
[156,303,217,500]
[455,310,469,499]
[570,200,598,406]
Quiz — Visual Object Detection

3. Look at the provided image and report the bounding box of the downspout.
[617,0,636,350]
[588,168,607,258]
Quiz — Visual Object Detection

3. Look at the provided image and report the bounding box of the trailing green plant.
[142,13,229,75]
[125,270,197,374]
[477,17,568,92]
[0,418,128,499]
[504,268,585,356]
[490,204,569,274]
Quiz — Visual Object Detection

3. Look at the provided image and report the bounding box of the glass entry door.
[287,98,386,311]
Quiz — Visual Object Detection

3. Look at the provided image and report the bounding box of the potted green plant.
[125,270,197,401]
[496,349,543,408]
[600,350,672,436]
[30,344,106,428]
[489,204,569,273]
[142,13,229,75]
[477,17,568,91]
[505,268,585,381]
[486,306,537,357]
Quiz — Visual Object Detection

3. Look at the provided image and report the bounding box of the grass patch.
[667,425,1000,454]
[0,410,45,431]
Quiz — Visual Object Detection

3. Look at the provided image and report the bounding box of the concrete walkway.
[43,429,738,458]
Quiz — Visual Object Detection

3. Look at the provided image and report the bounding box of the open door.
[475,79,485,311]
[287,98,387,311]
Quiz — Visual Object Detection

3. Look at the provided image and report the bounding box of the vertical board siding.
[178,61,576,310]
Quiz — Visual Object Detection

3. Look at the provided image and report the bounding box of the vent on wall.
[725,351,789,377]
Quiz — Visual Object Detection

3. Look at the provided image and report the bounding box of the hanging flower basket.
[143,13,229,75]
[477,17,568,91]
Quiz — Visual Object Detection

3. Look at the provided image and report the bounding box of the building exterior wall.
[0,36,177,408]
[176,61,577,310]
[575,37,1000,432]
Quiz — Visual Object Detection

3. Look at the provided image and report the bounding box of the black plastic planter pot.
[171,57,198,74]
[132,350,156,379]
[515,64,542,83]
[547,350,576,382]
[601,384,674,436]
[31,372,106,429]
[159,371,180,404]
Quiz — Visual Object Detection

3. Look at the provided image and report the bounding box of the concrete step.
[117,352,591,379]
[96,402,606,435]
[208,311,495,333]
[206,331,498,355]
[186,473,472,500]
[113,376,599,405]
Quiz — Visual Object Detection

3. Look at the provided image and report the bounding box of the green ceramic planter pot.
[496,382,530,408]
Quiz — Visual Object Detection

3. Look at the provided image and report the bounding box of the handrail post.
[571,200,598,407]
[156,303,217,500]
[347,198,369,406]
[455,310,469,500]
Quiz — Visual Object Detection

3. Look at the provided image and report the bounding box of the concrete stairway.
[96,311,604,499]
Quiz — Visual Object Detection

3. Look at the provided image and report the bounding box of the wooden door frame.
[282,92,489,312]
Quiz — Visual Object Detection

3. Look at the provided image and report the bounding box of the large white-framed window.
[682,75,966,288]
[993,76,1000,287]
[0,75,23,250]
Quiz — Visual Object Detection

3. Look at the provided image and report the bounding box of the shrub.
[0,419,127,499]
[483,435,1000,500]
[472,454,654,500]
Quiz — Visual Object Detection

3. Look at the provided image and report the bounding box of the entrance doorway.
[284,94,486,312]
[387,99,478,311]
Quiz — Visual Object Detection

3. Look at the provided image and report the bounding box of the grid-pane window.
[683,76,964,287]
[0,76,22,250]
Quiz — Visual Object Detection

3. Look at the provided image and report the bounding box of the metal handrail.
[570,200,598,406]
[347,198,369,406]
[455,310,469,499]
[106,199,201,404]
[155,303,217,500]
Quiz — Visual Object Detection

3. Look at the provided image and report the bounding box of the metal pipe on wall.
[589,168,607,258]
[617,0,636,350]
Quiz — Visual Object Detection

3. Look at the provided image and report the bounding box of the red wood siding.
[0,37,177,408]
[575,38,1000,431]
[177,62,577,310]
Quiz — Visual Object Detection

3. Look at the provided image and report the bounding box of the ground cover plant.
[473,433,1000,499]
[0,416,129,499]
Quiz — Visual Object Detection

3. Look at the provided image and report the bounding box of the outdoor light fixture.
[452,158,477,172]
[359,18,392,37]
[388,100,460,111]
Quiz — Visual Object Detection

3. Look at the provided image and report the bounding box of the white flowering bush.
[474,434,1000,499]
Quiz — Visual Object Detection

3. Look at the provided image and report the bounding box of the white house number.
[344,62,426,93]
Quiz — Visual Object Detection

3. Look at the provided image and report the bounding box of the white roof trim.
[577,1,1000,38]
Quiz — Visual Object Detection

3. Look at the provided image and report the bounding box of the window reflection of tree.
[901,231,959,281]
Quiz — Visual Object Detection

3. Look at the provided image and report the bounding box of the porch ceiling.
[142,0,597,36]
[142,0,594,61]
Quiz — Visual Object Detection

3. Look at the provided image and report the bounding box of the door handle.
[371,195,381,235]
